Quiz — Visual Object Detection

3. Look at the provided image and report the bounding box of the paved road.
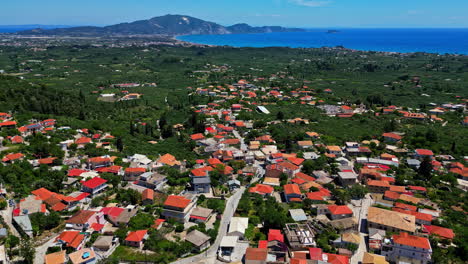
[350,194,373,264]
[171,186,246,264]
[232,130,247,151]
[34,234,58,264]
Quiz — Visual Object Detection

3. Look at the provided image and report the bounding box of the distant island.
[15,14,306,37]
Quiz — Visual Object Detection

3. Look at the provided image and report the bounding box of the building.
[227,217,249,238]
[244,247,268,264]
[382,232,432,264]
[142,188,154,205]
[68,248,96,264]
[362,252,389,264]
[368,207,416,234]
[367,180,391,193]
[12,215,33,237]
[56,231,86,250]
[249,184,274,196]
[284,184,302,202]
[65,210,104,231]
[190,207,213,223]
[125,230,148,248]
[185,230,211,252]
[337,172,358,186]
[81,177,108,196]
[192,176,211,194]
[45,250,67,264]
[162,195,195,223]
[327,205,354,220]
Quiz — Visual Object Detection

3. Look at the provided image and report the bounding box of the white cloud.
[289,0,332,7]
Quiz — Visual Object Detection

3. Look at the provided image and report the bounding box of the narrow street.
[350,194,373,264]
[34,235,58,264]
[171,186,246,264]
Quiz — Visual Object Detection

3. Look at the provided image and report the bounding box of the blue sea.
[177,28,468,55]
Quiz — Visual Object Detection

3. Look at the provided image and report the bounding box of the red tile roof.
[384,190,400,200]
[68,169,88,177]
[125,167,146,173]
[82,177,107,189]
[393,232,430,249]
[325,253,349,264]
[2,153,24,162]
[258,240,268,248]
[268,229,284,243]
[164,195,191,209]
[284,184,301,195]
[190,133,205,141]
[309,247,323,261]
[75,137,91,144]
[245,248,268,261]
[295,172,315,182]
[415,149,434,156]
[100,207,124,218]
[142,189,154,200]
[422,225,455,240]
[249,184,274,195]
[66,210,96,225]
[408,186,427,192]
[125,230,148,242]
[328,205,353,215]
[382,132,402,140]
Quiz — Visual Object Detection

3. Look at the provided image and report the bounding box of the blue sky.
[2,0,468,28]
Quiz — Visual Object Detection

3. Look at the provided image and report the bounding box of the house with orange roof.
[382,132,402,143]
[65,210,104,231]
[190,133,205,141]
[306,131,320,138]
[124,167,146,181]
[87,156,112,169]
[56,231,86,250]
[284,184,302,202]
[382,232,432,264]
[244,247,268,264]
[367,180,391,193]
[45,250,67,264]
[327,145,343,156]
[327,205,354,220]
[10,135,23,144]
[276,162,301,177]
[249,184,274,196]
[156,153,182,169]
[162,195,195,223]
[422,225,455,240]
[2,153,24,163]
[125,230,148,248]
[142,188,154,205]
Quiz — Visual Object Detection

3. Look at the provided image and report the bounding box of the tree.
[276,111,285,120]
[128,213,154,230]
[116,137,124,152]
[418,157,433,180]
[348,185,368,199]
[19,238,35,264]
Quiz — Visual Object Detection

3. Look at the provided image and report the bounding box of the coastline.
[175,29,468,56]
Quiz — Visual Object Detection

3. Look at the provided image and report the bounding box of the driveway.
[171,186,246,264]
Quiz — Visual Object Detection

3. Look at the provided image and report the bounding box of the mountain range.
[16,14,305,36]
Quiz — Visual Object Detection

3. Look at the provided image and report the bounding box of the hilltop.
[16,14,305,36]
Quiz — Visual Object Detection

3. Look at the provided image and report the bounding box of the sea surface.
[177,28,468,55]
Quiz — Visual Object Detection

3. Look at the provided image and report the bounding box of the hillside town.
[0,74,465,264]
